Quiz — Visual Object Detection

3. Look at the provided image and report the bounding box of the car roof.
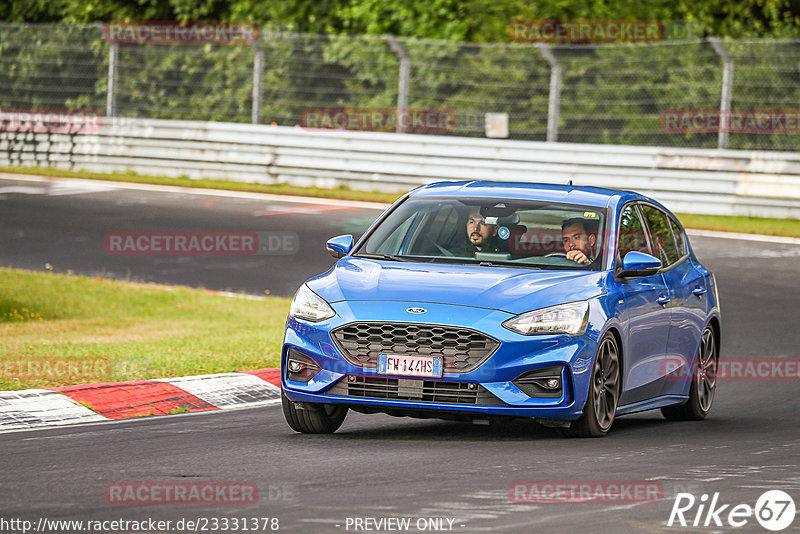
[407,180,651,210]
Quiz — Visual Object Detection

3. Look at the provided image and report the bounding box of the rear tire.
[662,326,717,421]
[281,389,348,433]
[563,333,621,438]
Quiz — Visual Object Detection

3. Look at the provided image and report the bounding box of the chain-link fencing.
[1,23,798,151]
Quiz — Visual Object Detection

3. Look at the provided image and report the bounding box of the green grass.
[0,268,290,391]
[673,213,800,238]
[2,166,798,237]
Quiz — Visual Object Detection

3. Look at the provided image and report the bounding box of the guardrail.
[2,117,799,218]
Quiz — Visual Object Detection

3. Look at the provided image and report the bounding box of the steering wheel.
[544,252,567,257]
[423,236,455,256]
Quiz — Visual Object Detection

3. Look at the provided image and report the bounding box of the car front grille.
[330,322,499,373]
[326,376,504,405]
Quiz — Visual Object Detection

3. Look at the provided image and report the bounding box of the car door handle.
[692,287,707,297]
[656,295,671,306]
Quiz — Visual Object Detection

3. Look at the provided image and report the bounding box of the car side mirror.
[326,235,354,259]
[618,251,662,278]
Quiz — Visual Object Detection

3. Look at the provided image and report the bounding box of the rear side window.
[641,205,680,267]
[618,205,649,258]
[668,217,687,257]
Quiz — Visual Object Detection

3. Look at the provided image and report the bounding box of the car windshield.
[355,197,607,270]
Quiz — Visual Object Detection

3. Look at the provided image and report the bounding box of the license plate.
[377,353,443,378]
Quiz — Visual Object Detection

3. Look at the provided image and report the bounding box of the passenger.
[561,217,598,265]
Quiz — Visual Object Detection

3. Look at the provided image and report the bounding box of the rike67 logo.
[668,490,796,531]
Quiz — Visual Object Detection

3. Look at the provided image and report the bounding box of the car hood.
[307,257,606,315]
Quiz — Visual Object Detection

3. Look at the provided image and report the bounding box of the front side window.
[356,197,607,270]
[641,205,680,267]
[618,204,650,258]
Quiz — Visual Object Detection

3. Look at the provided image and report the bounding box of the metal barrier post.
[106,43,118,117]
[709,37,734,150]
[252,45,264,124]
[386,35,410,133]
[536,43,562,142]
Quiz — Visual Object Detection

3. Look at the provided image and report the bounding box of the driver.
[561,218,598,265]
[463,208,501,254]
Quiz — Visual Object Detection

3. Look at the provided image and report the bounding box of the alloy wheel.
[592,336,620,431]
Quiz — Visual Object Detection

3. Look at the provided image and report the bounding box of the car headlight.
[289,284,335,322]
[502,301,589,335]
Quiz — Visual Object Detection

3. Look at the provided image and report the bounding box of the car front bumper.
[281,300,604,421]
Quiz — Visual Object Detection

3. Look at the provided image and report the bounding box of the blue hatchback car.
[281,181,721,437]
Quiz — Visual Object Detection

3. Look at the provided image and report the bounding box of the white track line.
[3,172,796,244]
[0,172,391,210]
[687,229,800,245]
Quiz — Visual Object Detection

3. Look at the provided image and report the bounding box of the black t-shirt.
[453,236,503,256]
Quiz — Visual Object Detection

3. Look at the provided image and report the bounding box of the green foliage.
[1,0,799,150]
[334,0,502,41]
[2,23,800,149]
[114,42,253,121]
[0,25,106,111]
[229,0,349,33]
[2,0,800,40]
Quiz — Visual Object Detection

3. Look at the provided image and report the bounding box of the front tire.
[282,390,348,433]
[661,326,717,421]
[563,333,621,438]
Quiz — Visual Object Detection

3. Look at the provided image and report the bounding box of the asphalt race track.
[0,175,384,297]
[1,174,799,533]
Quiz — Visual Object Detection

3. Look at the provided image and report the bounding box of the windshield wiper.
[475,261,541,270]
[355,253,414,262]
[423,257,542,269]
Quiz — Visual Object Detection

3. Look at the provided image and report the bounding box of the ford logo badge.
[406,307,427,314]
